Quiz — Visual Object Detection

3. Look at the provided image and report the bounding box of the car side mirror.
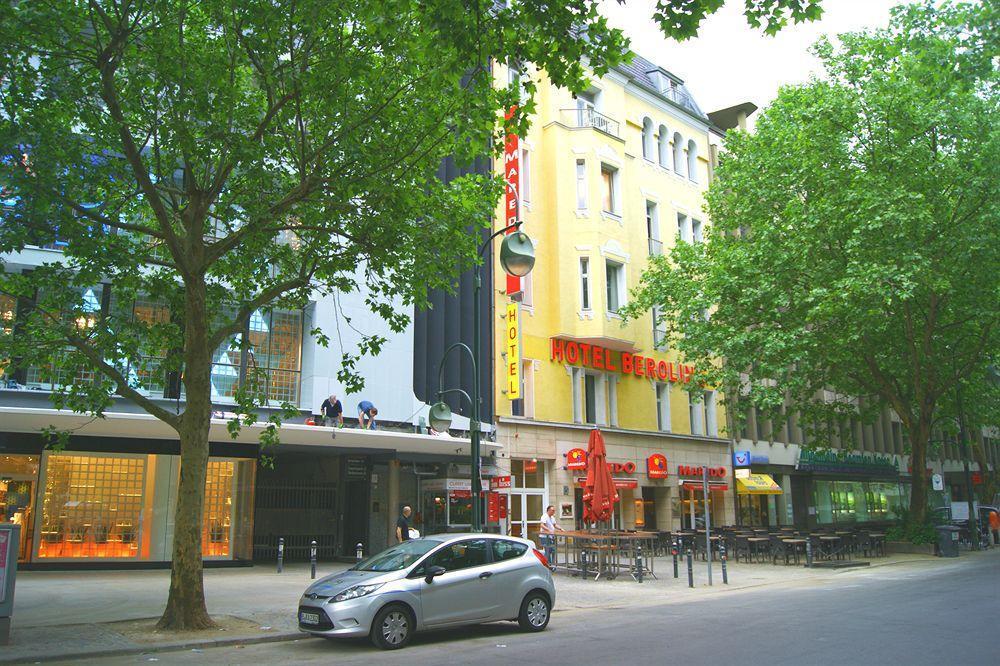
[424,565,446,584]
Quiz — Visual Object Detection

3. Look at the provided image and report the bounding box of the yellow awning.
[736,474,783,495]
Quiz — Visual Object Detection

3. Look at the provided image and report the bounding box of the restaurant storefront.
[498,418,734,535]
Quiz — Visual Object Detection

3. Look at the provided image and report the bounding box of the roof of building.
[615,52,708,121]
[707,102,759,132]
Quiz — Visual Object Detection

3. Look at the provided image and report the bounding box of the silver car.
[297,533,555,649]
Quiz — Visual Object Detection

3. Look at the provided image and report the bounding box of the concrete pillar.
[387,459,400,543]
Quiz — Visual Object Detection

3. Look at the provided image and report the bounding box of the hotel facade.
[490,55,748,542]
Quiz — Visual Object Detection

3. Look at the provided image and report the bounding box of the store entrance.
[342,478,369,557]
[0,454,40,562]
[509,491,545,544]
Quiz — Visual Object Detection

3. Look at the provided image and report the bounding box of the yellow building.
[493,55,745,540]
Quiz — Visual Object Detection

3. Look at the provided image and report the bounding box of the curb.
[0,630,308,665]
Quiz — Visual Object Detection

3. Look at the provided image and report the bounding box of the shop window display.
[0,454,39,561]
[203,461,234,557]
[813,480,909,525]
[38,455,146,559]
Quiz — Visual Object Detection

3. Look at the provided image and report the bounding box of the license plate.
[300,611,320,625]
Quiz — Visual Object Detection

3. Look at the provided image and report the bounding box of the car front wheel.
[517,592,550,632]
[370,604,414,650]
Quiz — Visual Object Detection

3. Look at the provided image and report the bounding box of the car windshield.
[351,538,442,572]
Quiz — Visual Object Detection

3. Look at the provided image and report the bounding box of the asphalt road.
[73,555,1000,666]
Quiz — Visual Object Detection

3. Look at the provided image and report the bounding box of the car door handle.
[479,571,493,579]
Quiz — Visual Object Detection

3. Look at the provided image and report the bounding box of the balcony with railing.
[653,327,668,348]
[648,238,663,257]
[560,108,621,139]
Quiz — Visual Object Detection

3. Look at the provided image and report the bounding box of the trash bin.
[936,525,960,557]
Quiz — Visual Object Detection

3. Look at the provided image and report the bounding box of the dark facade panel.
[413,154,494,425]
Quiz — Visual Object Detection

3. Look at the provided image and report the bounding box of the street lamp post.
[430,221,534,532]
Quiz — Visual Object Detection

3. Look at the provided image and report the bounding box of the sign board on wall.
[550,338,695,384]
[733,451,751,467]
[931,474,944,491]
[505,303,520,399]
[490,475,512,491]
[647,454,668,479]
[503,106,521,296]
[564,448,587,470]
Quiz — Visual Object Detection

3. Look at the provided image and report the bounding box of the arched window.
[672,132,685,178]
[641,117,654,161]
[687,139,698,182]
[657,124,670,168]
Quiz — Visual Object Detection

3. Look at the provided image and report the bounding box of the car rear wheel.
[517,591,550,632]
[370,604,414,650]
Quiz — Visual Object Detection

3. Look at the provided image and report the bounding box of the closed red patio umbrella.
[582,428,619,524]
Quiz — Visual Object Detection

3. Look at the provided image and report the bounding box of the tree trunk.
[157,282,215,631]
[908,422,930,526]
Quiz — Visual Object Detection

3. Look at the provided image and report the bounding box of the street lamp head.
[428,401,453,433]
[499,230,535,278]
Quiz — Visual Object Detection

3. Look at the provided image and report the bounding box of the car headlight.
[330,583,384,603]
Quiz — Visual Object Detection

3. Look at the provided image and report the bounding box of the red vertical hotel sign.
[504,105,521,296]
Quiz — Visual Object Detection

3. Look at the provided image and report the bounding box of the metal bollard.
[805,537,813,568]
[277,537,284,574]
[356,542,364,561]
[672,537,679,579]
[635,543,644,584]
[720,542,729,585]
[580,549,588,579]
[686,548,694,588]
[310,540,317,579]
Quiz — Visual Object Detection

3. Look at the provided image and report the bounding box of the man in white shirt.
[539,505,563,570]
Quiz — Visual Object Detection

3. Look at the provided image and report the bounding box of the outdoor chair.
[768,534,793,565]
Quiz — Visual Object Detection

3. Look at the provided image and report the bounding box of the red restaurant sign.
[677,465,727,478]
[565,448,587,470]
[550,338,695,383]
[504,106,521,296]
[575,477,638,489]
[647,454,668,479]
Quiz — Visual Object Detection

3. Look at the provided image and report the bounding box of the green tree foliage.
[625,2,999,525]
[0,0,827,630]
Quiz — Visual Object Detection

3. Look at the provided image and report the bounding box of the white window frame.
[672,132,686,178]
[689,392,706,436]
[641,117,654,161]
[571,367,584,424]
[579,256,591,311]
[520,269,533,307]
[600,163,620,216]
[706,390,718,436]
[692,218,703,244]
[521,359,535,419]
[607,375,619,427]
[656,382,672,432]
[575,159,587,210]
[520,147,531,204]
[677,213,692,244]
[687,139,698,183]
[657,124,670,168]
[646,201,660,255]
[605,259,625,314]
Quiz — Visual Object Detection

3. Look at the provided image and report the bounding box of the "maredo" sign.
[677,465,727,478]
[550,338,695,383]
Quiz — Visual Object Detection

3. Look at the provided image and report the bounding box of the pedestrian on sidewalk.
[320,394,343,427]
[989,509,999,546]
[539,505,563,570]
[358,400,378,429]
[396,506,412,543]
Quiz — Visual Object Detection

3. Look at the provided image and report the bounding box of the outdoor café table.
[556,531,621,580]
[819,535,843,560]
[613,531,657,579]
[867,533,887,556]
[781,538,806,565]
[747,537,770,563]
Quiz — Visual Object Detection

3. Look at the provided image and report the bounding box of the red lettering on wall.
[606,350,618,371]
[593,346,605,370]
[551,338,564,362]
[580,343,592,367]
[657,361,668,381]
[634,354,645,377]
[668,362,679,382]
[622,352,633,374]
[566,342,579,364]
[645,358,656,379]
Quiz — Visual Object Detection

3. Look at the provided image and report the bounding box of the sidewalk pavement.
[3,549,995,664]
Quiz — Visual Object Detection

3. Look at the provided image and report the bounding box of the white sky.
[599,0,900,116]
